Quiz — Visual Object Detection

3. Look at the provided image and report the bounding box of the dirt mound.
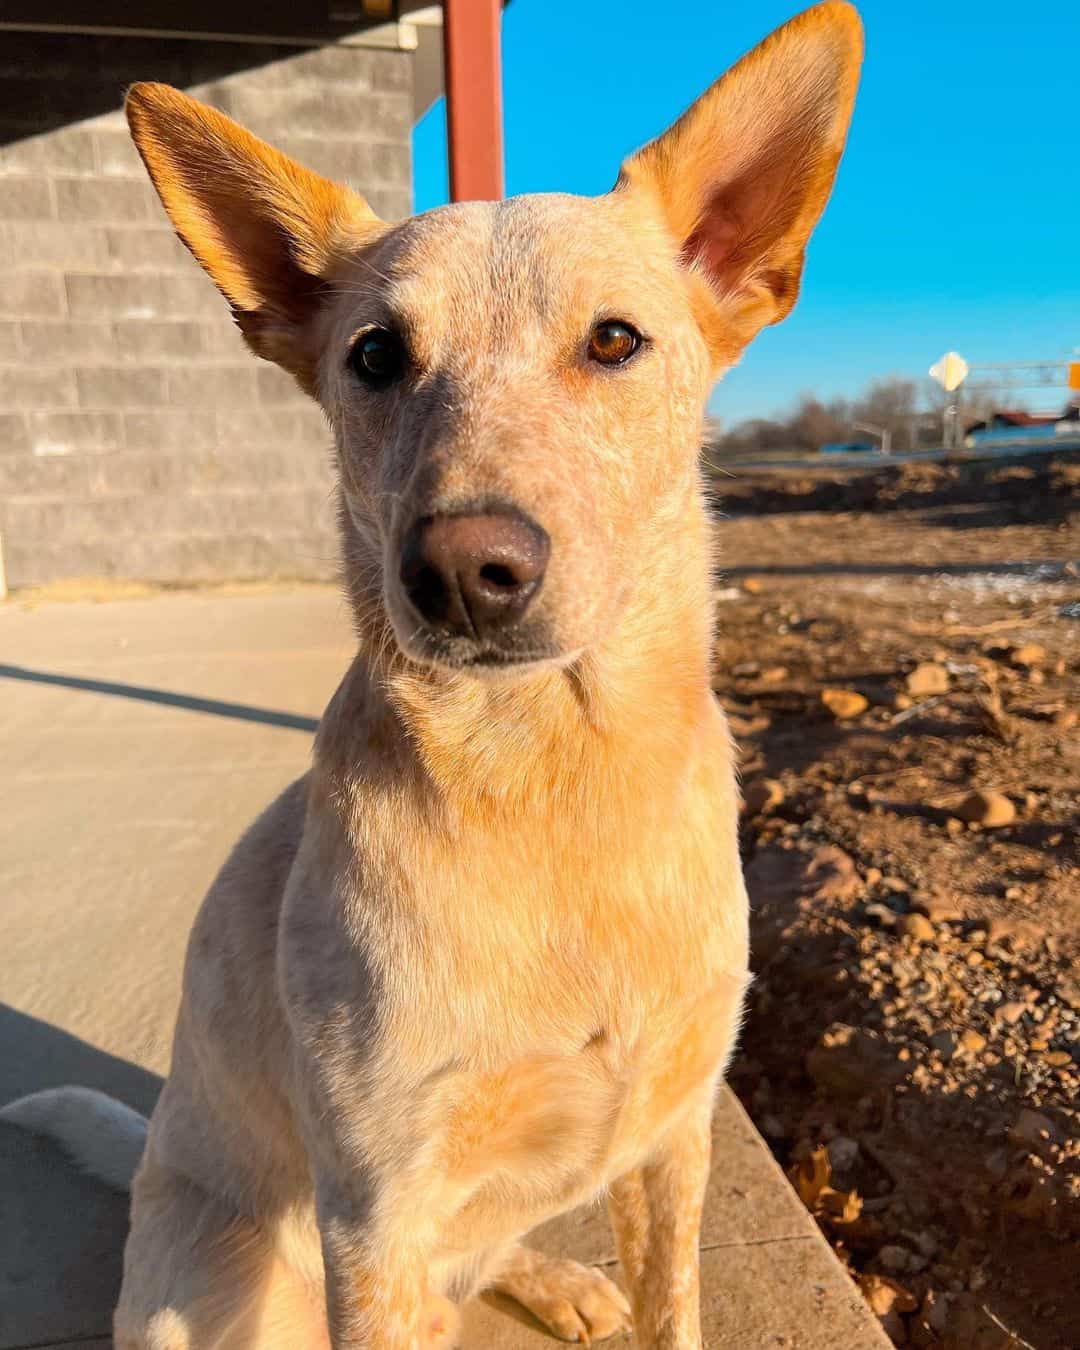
[711,449,1080,528]
[711,460,1079,1347]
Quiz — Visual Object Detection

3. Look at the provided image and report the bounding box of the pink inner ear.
[681,193,743,284]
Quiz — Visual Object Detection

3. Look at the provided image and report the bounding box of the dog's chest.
[431,965,745,1254]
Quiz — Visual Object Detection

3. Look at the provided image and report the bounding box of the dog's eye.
[349,327,407,386]
[588,320,642,367]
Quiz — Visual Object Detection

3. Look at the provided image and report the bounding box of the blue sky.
[412,1,1079,425]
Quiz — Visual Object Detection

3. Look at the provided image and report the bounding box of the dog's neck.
[322,481,719,823]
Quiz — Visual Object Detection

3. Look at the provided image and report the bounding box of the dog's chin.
[386,613,568,681]
[410,636,568,681]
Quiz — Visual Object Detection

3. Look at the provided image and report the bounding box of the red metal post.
[442,0,504,201]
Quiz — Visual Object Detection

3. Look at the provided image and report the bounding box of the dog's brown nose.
[400,510,550,640]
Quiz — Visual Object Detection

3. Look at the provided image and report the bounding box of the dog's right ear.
[126,83,383,392]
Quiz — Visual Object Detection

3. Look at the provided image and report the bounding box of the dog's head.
[127,3,860,677]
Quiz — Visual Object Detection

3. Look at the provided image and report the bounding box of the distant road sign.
[930,352,969,392]
[1069,362,1080,391]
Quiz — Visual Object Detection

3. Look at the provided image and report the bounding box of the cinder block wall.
[0,33,413,589]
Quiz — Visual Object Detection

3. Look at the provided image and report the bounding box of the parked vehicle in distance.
[819,440,876,454]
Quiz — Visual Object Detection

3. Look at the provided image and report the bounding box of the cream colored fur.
[8,7,861,1347]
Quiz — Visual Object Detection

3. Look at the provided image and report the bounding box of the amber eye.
[349,327,407,386]
[587,319,642,366]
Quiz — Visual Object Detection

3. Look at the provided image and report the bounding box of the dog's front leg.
[607,1094,712,1349]
[315,1181,459,1350]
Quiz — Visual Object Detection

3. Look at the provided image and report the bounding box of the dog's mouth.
[395,623,565,677]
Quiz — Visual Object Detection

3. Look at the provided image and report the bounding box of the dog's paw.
[494,1250,632,1344]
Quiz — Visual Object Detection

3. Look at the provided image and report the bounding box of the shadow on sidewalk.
[0,664,319,734]
[0,1008,161,1348]
[0,1004,162,1115]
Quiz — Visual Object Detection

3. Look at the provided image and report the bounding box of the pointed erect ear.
[125,82,383,392]
[619,2,862,361]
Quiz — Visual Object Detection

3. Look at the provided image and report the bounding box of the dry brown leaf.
[789,1145,863,1226]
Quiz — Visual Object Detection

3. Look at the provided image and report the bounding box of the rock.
[959,1029,986,1054]
[742,778,784,816]
[865,902,898,929]
[1043,1050,1072,1068]
[1009,1109,1058,1145]
[742,577,763,593]
[827,1135,860,1173]
[997,1001,1026,1026]
[906,661,950,697]
[864,866,883,888]
[803,845,861,901]
[1010,642,1046,668]
[920,894,963,922]
[953,791,1016,828]
[879,1244,914,1274]
[899,913,935,942]
[986,916,1044,950]
[806,1023,905,1099]
[1053,708,1078,731]
[929,1030,958,1060]
[821,687,868,719]
[761,665,788,682]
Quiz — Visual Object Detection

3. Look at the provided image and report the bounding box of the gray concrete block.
[0,127,97,176]
[113,320,205,358]
[27,410,123,453]
[0,449,92,495]
[0,365,76,408]
[217,405,327,448]
[255,365,309,407]
[198,321,249,358]
[21,320,113,363]
[370,50,412,92]
[66,272,220,319]
[0,219,110,268]
[123,409,218,451]
[166,364,259,408]
[94,128,145,179]
[209,85,412,144]
[0,412,29,453]
[82,449,333,498]
[54,176,158,224]
[274,137,411,190]
[0,320,20,360]
[75,365,167,409]
[0,175,54,220]
[4,529,336,586]
[365,188,413,222]
[105,226,193,271]
[211,43,375,90]
[0,271,64,317]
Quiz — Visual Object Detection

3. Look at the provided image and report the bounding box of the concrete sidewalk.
[0,586,887,1349]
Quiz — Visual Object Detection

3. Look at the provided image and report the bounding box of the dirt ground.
[710,451,1079,1349]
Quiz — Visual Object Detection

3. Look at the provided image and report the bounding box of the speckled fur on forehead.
[330,190,706,376]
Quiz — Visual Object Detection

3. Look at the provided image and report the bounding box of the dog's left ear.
[619,1,862,362]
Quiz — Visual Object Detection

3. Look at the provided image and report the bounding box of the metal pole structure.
[853,421,891,455]
[443,0,505,202]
